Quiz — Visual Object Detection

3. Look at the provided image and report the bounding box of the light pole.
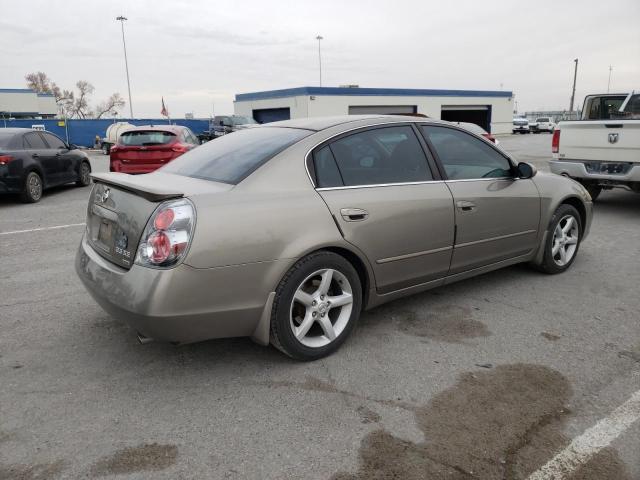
[607,65,613,93]
[316,35,323,87]
[116,16,134,119]
[569,58,578,115]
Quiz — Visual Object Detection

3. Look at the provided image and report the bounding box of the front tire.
[101,143,110,155]
[536,204,582,274]
[270,251,362,361]
[76,161,91,187]
[20,171,43,203]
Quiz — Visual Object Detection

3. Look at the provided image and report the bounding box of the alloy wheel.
[552,215,579,266]
[289,268,354,348]
[28,173,42,201]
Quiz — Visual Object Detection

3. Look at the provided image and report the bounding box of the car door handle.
[340,208,369,222]
[32,153,39,158]
[456,200,477,212]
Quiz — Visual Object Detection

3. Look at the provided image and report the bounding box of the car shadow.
[0,183,87,208]
[594,189,640,215]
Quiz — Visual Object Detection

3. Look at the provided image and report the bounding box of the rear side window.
[162,127,310,184]
[120,131,176,146]
[0,132,15,148]
[313,146,343,188]
[24,132,47,149]
[327,126,432,186]
[422,126,512,180]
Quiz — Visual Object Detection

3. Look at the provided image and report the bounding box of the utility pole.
[607,65,613,93]
[116,16,134,119]
[569,58,578,114]
[316,35,323,87]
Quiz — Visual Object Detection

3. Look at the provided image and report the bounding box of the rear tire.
[270,251,362,361]
[535,204,582,274]
[101,143,110,155]
[20,171,43,203]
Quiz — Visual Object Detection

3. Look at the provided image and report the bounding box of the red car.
[109,125,200,174]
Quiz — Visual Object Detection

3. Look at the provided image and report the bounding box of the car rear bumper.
[550,160,640,186]
[109,161,165,174]
[75,234,282,344]
[0,169,23,193]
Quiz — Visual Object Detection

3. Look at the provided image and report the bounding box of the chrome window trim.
[317,180,445,191]
[304,120,434,189]
[445,176,515,183]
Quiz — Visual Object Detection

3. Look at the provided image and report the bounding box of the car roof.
[265,115,448,132]
[0,128,39,134]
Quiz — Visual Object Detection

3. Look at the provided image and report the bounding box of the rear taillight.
[135,199,195,268]
[552,129,560,153]
[0,155,15,165]
[171,143,189,154]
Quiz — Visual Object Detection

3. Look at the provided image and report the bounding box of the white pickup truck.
[550,91,640,200]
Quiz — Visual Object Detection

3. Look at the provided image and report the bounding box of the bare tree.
[25,72,125,119]
[94,93,126,119]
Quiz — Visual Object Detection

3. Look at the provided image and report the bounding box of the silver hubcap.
[28,174,42,200]
[552,215,579,266]
[290,268,353,348]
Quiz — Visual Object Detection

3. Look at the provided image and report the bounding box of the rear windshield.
[0,132,15,148]
[536,118,549,122]
[161,127,311,184]
[120,130,176,146]
[513,119,528,125]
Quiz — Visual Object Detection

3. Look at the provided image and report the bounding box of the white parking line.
[528,389,640,480]
[0,223,85,236]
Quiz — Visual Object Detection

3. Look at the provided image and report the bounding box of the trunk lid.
[86,172,232,269]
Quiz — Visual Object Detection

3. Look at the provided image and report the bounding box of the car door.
[40,131,76,183]
[312,124,455,294]
[23,132,59,186]
[421,125,540,275]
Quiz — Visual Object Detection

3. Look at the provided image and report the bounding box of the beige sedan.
[76,115,592,360]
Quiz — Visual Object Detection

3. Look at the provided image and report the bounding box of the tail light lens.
[171,143,189,154]
[0,155,15,165]
[552,129,560,153]
[135,199,195,268]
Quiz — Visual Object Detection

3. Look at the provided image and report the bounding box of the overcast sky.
[1,0,638,118]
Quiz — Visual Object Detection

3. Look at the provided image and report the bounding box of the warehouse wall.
[0,118,210,147]
[235,94,514,134]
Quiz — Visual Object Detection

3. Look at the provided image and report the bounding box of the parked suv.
[109,125,199,174]
[534,117,556,133]
[512,118,530,134]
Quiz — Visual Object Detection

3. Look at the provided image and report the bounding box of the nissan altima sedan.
[76,115,592,361]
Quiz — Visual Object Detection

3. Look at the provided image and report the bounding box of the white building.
[0,88,58,119]
[234,86,514,134]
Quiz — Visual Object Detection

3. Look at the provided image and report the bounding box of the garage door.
[253,108,291,124]
[441,105,491,132]
[349,105,417,115]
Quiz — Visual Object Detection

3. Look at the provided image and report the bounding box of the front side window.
[41,132,66,149]
[326,126,432,186]
[422,126,512,180]
[162,126,310,184]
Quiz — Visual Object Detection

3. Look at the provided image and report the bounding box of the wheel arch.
[559,195,587,232]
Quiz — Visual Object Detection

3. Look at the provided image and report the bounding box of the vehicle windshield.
[161,127,311,184]
[536,118,549,122]
[0,132,14,148]
[120,130,176,146]
[232,116,258,125]
[513,119,528,125]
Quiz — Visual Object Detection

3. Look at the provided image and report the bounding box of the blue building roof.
[0,88,36,94]
[236,86,513,102]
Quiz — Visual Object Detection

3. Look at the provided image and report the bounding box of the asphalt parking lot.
[1,133,639,479]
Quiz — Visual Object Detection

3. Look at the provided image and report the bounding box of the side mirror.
[516,162,536,179]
